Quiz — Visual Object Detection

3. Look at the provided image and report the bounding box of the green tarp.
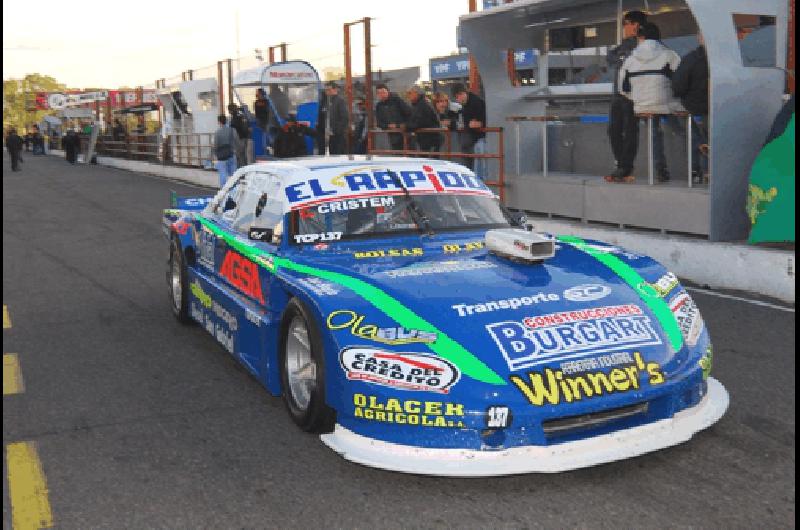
[747,111,795,244]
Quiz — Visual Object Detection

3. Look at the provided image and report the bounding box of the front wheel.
[168,237,192,324]
[279,299,335,433]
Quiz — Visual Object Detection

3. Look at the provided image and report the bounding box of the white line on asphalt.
[686,287,795,313]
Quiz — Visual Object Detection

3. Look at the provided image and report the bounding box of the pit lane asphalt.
[2,154,794,529]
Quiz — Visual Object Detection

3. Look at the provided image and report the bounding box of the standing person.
[112,119,126,141]
[213,115,239,188]
[353,98,368,154]
[6,128,23,171]
[452,84,487,176]
[605,10,648,182]
[324,81,350,155]
[375,83,411,152]
[406,86,440,153]
[63,129,79,164]
[253,88,270,153]
[672,32,710,184]
[31,125,44,155]
[619,22,683,183]
[432,92,459,153]
[228,103,251,167]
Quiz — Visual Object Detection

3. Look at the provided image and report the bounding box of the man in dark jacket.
[228,104,251,167]
[6,128,23,171]
[672,32,710,183]
[325,81,350,154]
[375,83,411,151]
[112,120,127,141]
[453,84,487,175]
[605,10,647,182]
[273,114,313,158]
[406,86,440,152]
[63,129,80,164]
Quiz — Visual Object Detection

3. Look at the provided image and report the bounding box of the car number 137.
[294,232,343,244]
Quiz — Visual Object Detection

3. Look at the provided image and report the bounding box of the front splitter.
[320,377,729,476]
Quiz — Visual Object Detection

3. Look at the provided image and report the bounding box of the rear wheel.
[168,237,192,324]
[279,299,335,433]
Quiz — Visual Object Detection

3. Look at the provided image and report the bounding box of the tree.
[3,74,66,132]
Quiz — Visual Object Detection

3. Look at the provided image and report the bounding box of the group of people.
[212,79,490,187]
[606,10,709,184]
[4,125,49,172]
[371,82,488,176]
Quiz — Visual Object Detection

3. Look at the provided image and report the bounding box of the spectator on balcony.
[605,10,647,183]
[432,92,459,153]
[375,83,411,152]
[406,86,440,153]
[324,81,350,155]
[619,22,683,183]
[452,84,487,177]
[253,89,270,132]
[672,32,710,184]
[228,103,251,167]
[213,114,240,188]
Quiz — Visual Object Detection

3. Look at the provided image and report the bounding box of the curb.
[528,218,794,304]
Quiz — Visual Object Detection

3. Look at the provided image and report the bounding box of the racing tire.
[279,298,335,433]
[168,236,192,324]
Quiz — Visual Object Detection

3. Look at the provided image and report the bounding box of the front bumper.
[320,377,729,476]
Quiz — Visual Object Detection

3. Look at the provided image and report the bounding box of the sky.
[2,0,471,89]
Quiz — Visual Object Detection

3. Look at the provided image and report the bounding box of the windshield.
[292,193,512,243]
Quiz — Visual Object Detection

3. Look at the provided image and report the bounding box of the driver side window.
[214,173,248,221]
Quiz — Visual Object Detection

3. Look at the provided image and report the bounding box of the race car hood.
[282,234,695,389]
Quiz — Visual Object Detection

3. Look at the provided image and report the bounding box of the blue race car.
[164,156,728,476]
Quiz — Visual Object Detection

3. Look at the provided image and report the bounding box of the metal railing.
[94,134,160,162]
[507,112,708,188]
[167,133,214,168]
[366,127,506,202]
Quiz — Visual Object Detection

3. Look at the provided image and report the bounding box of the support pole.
[280,42,287,62]
[364,17,373,132]
[468,0,481,94]
[217,61,225,112]
[226,60,234,105]
[344,23,353,154]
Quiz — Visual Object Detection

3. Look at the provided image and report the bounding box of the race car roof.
[234,156,496,213]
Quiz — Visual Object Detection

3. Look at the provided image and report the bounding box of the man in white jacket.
[619,22,684,182]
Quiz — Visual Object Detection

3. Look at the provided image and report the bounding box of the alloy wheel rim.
[286,316,316,411]
[171,253,182,309]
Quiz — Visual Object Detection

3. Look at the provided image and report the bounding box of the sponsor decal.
[560,351,634,375]
[510,352,664,406]
[245,307,261,326]
[219,250,265,304]
[316,196,395,214]
[575,243,642,260]
[442,241,485,254]
[328,310,436,345]
[383,260,496,278]
[296,277,340,296]
[487,304,663,371]
[669,291,703,346]
[352,393,465,427]
[284,167,492,208]
[179,197,213,208]
[354,248,423,259]
[197,228,215,269]
[563,284,611,303]
[699,345,713,379]
[190,300,237,354]
[486,406,512,428]
[293,231,342,244]
[190,281,212,309]
[341,348,459,393]
[248,227,273,242]
[253,254,275,271]
[452,292,560,317]
[172,220,190,235]
[651,272,679,298]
